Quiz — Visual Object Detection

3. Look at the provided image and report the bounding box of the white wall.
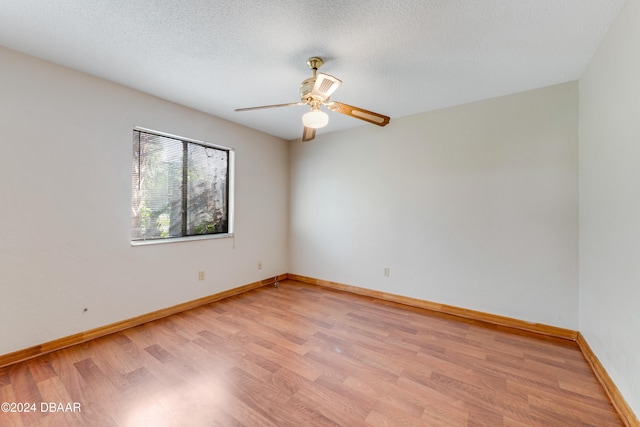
[290,82,579,329]
[579,0,640,417]
[0,46,289,355]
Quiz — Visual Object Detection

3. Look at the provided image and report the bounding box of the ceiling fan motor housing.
[300,77,319,103]
[300,73,342,104]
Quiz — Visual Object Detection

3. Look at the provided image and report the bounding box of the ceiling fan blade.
[326,101,390,127]
[311,73,342,100]
[235,102,303,112]
[302,126,316,142]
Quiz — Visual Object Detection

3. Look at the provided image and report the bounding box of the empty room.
[1,1,639,426]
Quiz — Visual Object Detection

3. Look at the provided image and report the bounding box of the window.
[131,128,233,243]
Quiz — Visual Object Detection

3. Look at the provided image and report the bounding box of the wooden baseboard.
[576,333,639,427]
[0,274,287,368]
[287,274,578,341]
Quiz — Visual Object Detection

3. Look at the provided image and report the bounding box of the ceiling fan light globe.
[302,110,329,129]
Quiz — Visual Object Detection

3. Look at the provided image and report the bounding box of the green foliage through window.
[131,129,232,242]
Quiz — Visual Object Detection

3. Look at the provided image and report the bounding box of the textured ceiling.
[0,0,626,141]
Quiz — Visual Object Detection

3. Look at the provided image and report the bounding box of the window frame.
[131,126,235,246]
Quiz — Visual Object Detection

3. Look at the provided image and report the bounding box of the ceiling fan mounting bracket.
[306,57,323,71]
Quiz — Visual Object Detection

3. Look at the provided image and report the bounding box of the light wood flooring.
[0,280,623,426]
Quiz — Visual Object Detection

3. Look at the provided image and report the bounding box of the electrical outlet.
[257,261,262,270]
[384,267,390,277]
[198,271,205,281]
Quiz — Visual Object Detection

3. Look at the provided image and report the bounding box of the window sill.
[131,233,234,246]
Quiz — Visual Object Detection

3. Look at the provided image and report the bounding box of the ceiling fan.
[235,57,390,142]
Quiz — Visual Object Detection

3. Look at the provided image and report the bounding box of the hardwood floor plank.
[0,385,24,427]
[365,400,430,427]
[6,364,44,426]
[292,386,371,427]
[196,330,281,380]
[144,344,175,364]
[396,376,472,425]
[34,376,83,427]
[343,375,425,417]
[284,393,346,427]
[510,380,624,426]
[245,340,324,382]
[48,349,119,426]
[223,366,300,426]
